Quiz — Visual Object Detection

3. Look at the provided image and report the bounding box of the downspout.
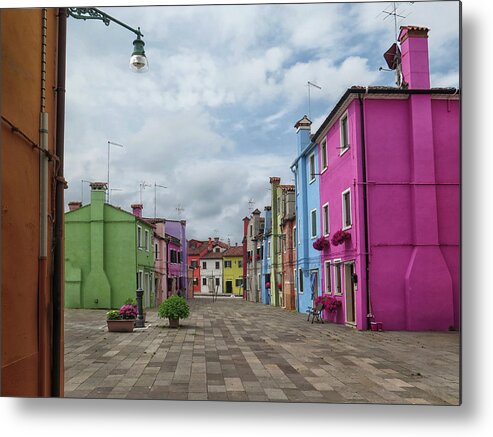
[38,8,49,396]
[52,7,67,397]
[358,94,372,330]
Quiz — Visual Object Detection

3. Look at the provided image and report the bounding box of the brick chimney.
[131,203,143,218]
[68,201,82,211]
[398,25,430,89]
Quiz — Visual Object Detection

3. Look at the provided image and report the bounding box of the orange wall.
[1,8,62,397]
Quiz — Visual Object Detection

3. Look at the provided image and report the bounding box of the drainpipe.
[358,94,372,330]
[52,7,67,397]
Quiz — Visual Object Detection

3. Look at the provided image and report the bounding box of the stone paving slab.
[64,299,460,405]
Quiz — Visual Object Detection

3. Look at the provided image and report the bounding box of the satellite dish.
[383,43,401,70]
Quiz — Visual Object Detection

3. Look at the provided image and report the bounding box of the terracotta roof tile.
[222,246,243,257]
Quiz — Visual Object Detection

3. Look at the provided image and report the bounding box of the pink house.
[316,26,459,331]
[166,234,182,297]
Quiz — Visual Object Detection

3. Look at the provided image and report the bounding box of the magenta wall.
[168,240,181,279]
[319,95,460,331]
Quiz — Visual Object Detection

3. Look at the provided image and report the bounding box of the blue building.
[291,116,322,313]
[260,206,272,305]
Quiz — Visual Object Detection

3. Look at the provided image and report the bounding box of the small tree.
[158,295,190,321]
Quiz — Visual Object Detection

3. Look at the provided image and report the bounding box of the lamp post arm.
[67,7,144,38]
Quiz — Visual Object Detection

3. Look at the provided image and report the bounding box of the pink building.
[143,218,167,305]
[316,26,459,331]
[166,235,182,297]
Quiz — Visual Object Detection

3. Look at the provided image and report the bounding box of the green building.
[64,182,155,309]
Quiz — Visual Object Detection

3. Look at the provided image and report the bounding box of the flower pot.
[168,318,180,328]
[107,319,135,332]
[370,321,383,332]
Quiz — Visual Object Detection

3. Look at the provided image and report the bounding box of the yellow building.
[222,246,244,295]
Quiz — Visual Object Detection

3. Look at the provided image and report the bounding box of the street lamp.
[67,7,149,73]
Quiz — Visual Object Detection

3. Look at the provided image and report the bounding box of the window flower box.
[331,230,351,246]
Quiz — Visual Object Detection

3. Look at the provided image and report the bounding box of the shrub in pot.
[158,295,190,328]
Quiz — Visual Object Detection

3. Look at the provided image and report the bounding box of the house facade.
[291,116,322,314]
[270,177,283,307]
[143,218,167,305]
[222,246,244,295]
[65,183,155,310]
[166,220,189,298]
[245,209,264,302]
[200,250,225,294]
[261,206,272,305]
[316,26,460,331]
[166,234,182,297]
[188,239,208,294]
[280,185,297,311]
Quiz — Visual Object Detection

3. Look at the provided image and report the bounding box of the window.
[293,268,297,293]
[334,262,342,295]
[324,261,332,294]
[137,270,143,289]
[238,260,242,268]
[322,203,329,236]
[137,226,142,249]
[342,188,352,229]
[267,241,271,259]
[277,196,281,213]
[191,260,198,269]
[311,209,317,239]
[321,139,328,171]
[235,278,243,287]
[144,229,149,251]
[298,269,304,293]
[293,226,297,248]
[215,277,220,286]
[309,153,316,183]
[215,261,220,270]
[225,260,232,268]
[298,220,301,245]
[215,247,220,253]
[193,278,198,285]
[202,278,207,286]
[170,250,177,263]
[155,243,159,258]
[340,113,349,155]
[250,224,253,237]
[202,261,206,270]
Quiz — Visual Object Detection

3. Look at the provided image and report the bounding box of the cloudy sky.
[62,0,460,244]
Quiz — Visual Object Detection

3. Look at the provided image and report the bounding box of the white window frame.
[137,225,142,249]
[342,188,352,230]
[202,277,207,286]
[215,261,220,270]
[309,152,316,183]
[202,261,207,270]
[324,260,332,294]
[322,202,330,236]
[225,260,232,268]
[310,208,317,239]
[321,138,328,172]
[333,260,342,295]
[293,268,297,293]
[340,112,350,156]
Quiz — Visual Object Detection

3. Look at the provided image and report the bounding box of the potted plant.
[331,230,351,246]
[158,295,190,328]
[106,304,138,332]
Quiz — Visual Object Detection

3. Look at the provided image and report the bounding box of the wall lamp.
[67,7,149,73]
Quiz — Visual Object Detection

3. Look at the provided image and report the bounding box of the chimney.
[68,201,82,211]
[398,25,430,89]
[131,203,143,218]
[294,115,312,155]
[90,182,107,205]
[214,237,219,243]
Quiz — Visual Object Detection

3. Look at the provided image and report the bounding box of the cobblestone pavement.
[64,298,460,404]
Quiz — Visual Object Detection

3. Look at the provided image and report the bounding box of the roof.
[222,246,243,257]
[188,241,208,256]
[279,184,295,191]
[165,234,181,245]
[201,250,224,260]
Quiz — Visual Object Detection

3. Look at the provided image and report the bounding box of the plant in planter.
[331,230,351,246]
[313,236,330,251]
[158,295,190,328]
[106,304,138,332]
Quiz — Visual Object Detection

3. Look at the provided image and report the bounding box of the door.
[344,262,356,324]
[144,272,150,308]
[310,269,319,307]
[226,281,233,294]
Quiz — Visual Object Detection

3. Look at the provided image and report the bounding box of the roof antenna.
[175,204,184,218]
[248,198,255,215]
[377,2,414,88]
[307,81,321,120]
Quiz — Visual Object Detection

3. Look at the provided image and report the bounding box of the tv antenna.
[248,198,255,214]
[307,81,322,120]
[154,182,167,218]
[175,204,185,218]
[378,2,414,87]
[139,181,151,204]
